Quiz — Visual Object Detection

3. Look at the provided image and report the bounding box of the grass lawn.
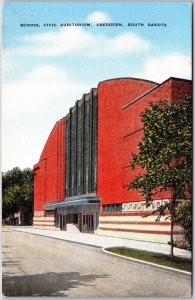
[106,247,192,272]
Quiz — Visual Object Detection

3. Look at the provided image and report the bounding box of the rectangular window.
[46,210,55,215]
[102,204,122,213]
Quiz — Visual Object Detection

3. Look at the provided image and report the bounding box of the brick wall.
[97,77,192,207]
[97,78,158,206]
[33,118,65,213]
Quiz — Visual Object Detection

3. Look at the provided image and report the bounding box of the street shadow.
[2,271,109,296]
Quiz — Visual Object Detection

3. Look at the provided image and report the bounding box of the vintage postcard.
[2,1,192,297]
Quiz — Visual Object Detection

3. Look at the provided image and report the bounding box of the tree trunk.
[12,213,15,225]
[170,191,176,260]
[170,215,174,260]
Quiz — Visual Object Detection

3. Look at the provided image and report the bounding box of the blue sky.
[2,2,192,171]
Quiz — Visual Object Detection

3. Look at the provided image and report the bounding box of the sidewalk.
[8,226,191,259]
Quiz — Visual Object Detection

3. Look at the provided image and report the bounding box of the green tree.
[176,200,192,249]
[128,94,192,259]
[2,167,33,225]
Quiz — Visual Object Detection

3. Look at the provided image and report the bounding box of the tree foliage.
[128,94,192,204]
[176,200,192,249]
[128,94,192,255]
[2,167,33,224]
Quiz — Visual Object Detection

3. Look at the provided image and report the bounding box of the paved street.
[8,226,192,259]
[2,228,191,297]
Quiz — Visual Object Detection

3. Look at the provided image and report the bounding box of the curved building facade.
[33,77,192,243]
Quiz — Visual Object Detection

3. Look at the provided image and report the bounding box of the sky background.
[2,2,192,171]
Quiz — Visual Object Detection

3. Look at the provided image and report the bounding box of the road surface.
[2,228,191,297]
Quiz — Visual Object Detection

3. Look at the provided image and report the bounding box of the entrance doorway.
[60,215,66,231]
[81,214,94,233]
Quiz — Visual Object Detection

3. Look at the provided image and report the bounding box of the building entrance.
[55,201,99,233]
[81,214,94,233]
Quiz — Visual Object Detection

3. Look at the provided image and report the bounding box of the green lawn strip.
[106,247,192,272]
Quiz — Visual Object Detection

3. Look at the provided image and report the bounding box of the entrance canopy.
[44,194,100,210]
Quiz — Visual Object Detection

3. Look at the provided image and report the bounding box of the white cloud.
[2,64,93,171]
[20,27,95,57]
[9,27,150,58]
[103,32,149,55]
[86,11,111,23]
[3,64,91,119]
[136,53,192,82]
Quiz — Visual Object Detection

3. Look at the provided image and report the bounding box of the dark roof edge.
[168,76,192,83]
[122,76,192,110]
[98,77,159,86]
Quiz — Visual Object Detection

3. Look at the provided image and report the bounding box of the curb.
[102,248,192,277]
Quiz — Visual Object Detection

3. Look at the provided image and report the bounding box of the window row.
[45,210,55,215]
[102,204,122,213]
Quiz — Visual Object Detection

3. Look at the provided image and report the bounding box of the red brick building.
[33,77,192,243]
